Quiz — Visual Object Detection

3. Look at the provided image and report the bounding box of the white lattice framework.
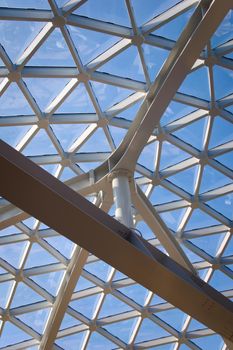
[0,0,233,349]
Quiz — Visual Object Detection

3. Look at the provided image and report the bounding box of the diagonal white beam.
[131,184,196,273]
[0,8,53,21]
[65,0,227,197]
[62,0,88,15]
[40,246,89,350]
[1,140,233,342]
[0,204,29,230]
[117,0,230,171]
[142,0,198,34]
[67,14,131,37]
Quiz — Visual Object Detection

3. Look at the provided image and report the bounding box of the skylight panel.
[0,0,232,348]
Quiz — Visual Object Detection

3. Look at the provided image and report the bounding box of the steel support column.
[110,170,134,228]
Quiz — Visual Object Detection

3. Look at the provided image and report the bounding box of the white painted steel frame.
[0,0,233,349]
[1,139,233,344]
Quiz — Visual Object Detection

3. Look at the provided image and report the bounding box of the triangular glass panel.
[0,21,45,63]
[131,0,180,27]
[188,318,206,331]
[160,101,196,126]
[0,242,27,268]
[74,276,95,292]
[30,270,65,296]
[189,233,225,257]
[86,331,116,350]
[185,209,220,231]
[167,166,198,194]
[156,244,168,255]
[99,46,145,82]
[192,334,224,350]
[211,10,233,48]
[159,141,190,170]
[60,166,77,181]
[22,129,58,156]
[222,237,233,257]
[226,104,233,114]
[136,221,155,239]
[0,1,50,9]
[149,294,166,306]
[84,260,111,282]
[157,309,186,331]
[78,127,111,152]
[80,161,102,172]
[153,7,195,41]
[59,313,80,330]
[0,225,21,237]
[225,51,233,59]
[178,67,210,100]
[149,185,181,204]
[68,25,120,65]
[0,267,7,274]
[55,0,68,6]
[44,236,74,259]
[213,66,233,100]
[215,151,233,170]
[23,77,69,111]
[160,208,187,231]
[118,99,143,121]
[91,81,133,111]
[69,294,101,318]
[11,282,44,308]
[0,83,34,116]
[200,165,232,193]
[104,318,137,343]
[27,28,76,66]
[25,243,58,268]
[118,284,148,306]
[138,141,158,170]
[152,346,176,350]
[0,321,31,347]
[16,308,51,334]
[0,281,14,308]
[99,294,132,318]
[0,125,31,148]
[209,270,233,291]
[52,123,89,151]
[181,243,204,263]
[142,44,168,80]
[209,116,233,148]
[112,270,128,281]
[55,331,87,350]
[179,345,193,350]
[136,318,170,342]
[75,0,130,26]
[207,194,233,220]
[23,217,37,229]
[56,83,95,113]
[41,164,58,175]
[172,117,207,150]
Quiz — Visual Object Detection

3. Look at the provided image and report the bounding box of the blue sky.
[0,1,232,349]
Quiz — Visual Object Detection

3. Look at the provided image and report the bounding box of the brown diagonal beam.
[0,140,233,342]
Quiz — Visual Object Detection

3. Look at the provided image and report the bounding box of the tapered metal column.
[110,170,134,228]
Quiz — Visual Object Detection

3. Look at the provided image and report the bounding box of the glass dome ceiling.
[0,0,233,349]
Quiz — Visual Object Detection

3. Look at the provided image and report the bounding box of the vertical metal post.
[110,170,134,228]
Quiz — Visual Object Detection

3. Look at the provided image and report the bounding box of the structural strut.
[1,140,233,343]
